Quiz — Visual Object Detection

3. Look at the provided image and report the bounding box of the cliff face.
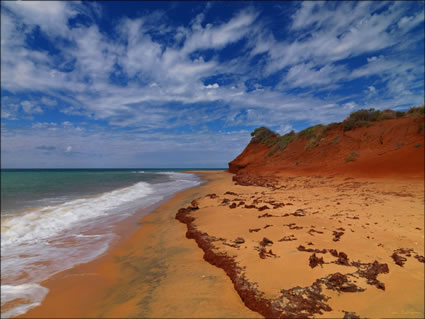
[229,110,424,179]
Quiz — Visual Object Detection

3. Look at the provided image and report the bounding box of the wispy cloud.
[1,1,423,167]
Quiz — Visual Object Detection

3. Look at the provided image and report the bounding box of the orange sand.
[19,172,260,318]
[19,171,424,318]
[179,171,424,318]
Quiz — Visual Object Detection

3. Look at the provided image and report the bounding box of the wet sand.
[20,170,424,318]
[20,171,260,318]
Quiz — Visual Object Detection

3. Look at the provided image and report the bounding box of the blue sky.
[1,1,424,168]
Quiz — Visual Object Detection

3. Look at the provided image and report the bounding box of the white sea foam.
[1,284,49,318]
[1,181,154,248]
[1,172,201,318]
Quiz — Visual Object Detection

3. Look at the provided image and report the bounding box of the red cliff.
[229,107,424,179]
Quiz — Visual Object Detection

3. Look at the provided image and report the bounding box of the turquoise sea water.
[1,169,210,215]
[1,168,221,318]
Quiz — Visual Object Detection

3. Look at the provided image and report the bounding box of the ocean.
[0,169,212,318]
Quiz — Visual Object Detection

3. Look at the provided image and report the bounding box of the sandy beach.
[19,170,424,318]
[19,171,260,318]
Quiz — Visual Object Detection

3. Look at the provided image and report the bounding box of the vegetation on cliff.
[249,105,425,157]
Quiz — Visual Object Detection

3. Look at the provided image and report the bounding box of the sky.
[1,1,424,168]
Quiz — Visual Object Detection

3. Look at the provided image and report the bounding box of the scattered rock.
[415,255,425,263]
[258,247,277,259]
[343,311,361,319]
[336,252,349,266]
[244,204,257,209]
[238,201,245,206]
[221,198,230,205]
[329,249,338,257]
[391,248,423,266]
[249,228,261,233]
[354,260,389,290]
[263,224,273,229]
[225,191,238,196]
[223,241,240,248]
[391,252,408,267]
[229,203,237,209]
[293,209,306,217]
[320,273,365,293]
[258,213,274,218]
[234,237,245,244]
[298,245,327,254]
[347,216,360,220]
[260,237,274,246]
[308,229,324,236]
[278,235,297,242]
[332,231,344,241]
[258,205,270,211]
[309,253,324,268]
[205,193,217,199]
[284,223,304,230]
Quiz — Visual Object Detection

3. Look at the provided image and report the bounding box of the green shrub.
[250,127,277,144]
[414,144,421,148]
[345,152,359,162]
[326,122,340,130]
[418,124,423,134]
[342,108,401,131]
[268,131,296,156]
[343,119,371,131]
[298,124,327,150]
[378,110,396,120]
[349,108,381,122]
[407,105,425,116]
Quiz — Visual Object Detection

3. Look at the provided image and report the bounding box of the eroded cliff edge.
[229,106,424,179]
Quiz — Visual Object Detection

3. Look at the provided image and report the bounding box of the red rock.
[309,253,324,268]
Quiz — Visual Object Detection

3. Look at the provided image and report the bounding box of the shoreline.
[17,170,425,318]
[19,170,260,318]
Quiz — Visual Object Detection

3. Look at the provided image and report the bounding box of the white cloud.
[368,86,377,94]
[0,0,423,157]
[398,12,424,32]
[204,83,219,89]
[263,2,413,74]
[3,1,77,37]
[284,63,347,88]
[41,97,57,107]
[21,101,43,114]
[65,146,72,152]
[182,9,259,54]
